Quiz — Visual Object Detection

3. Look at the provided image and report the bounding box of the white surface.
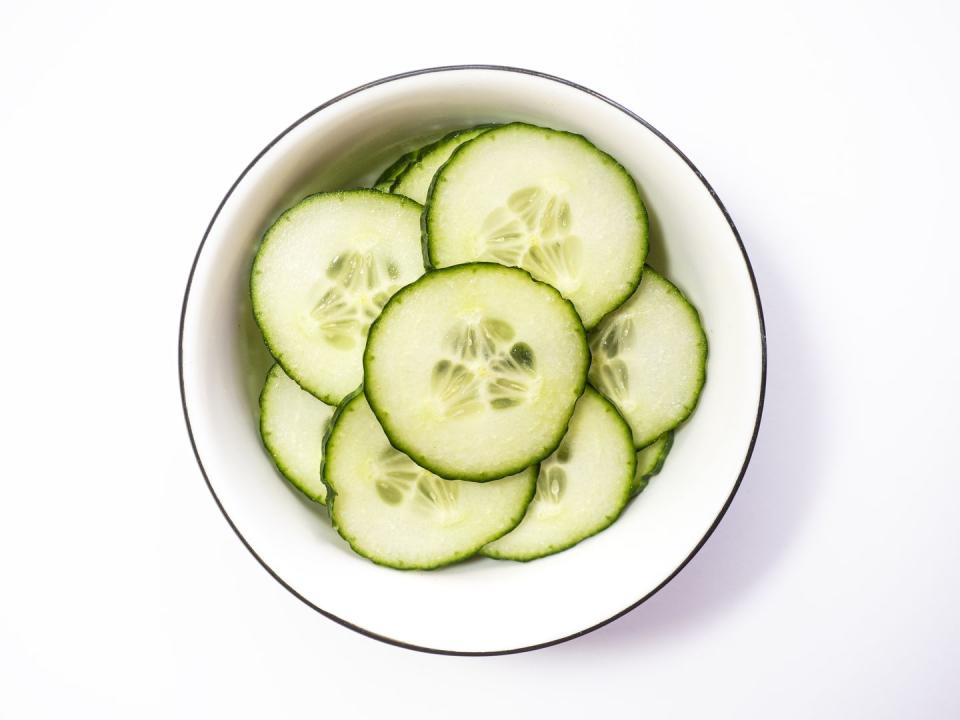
[1,0,958,716]
[180,66,762,652]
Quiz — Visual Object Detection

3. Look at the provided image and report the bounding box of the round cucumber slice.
[373,150,417,192]
[481,387,635,561]
[363,263,589,481]
[323,392,538,570]
[632,431,674,496]
[259,364,334,503]
[424,122,648,328]
[390,126,493,204]
[589,267,708,448]
[251,190,424,405]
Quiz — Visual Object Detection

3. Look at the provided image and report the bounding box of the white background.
[2,1,958,717]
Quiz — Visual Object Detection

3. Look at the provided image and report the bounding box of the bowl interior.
[181,68,764,653]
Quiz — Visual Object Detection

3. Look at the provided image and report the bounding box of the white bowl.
[179,66,766,655]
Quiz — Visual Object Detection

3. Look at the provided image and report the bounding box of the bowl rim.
[178,64,767,656]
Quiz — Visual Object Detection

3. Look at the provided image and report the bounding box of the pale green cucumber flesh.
[589,266,707,448]
[363,263,589,481]
[390,126,493,204]
[424,122,648,328]
[251,190,424,405]
[259,364,335,503]
[482,387,635,561]
[323,391,538,570]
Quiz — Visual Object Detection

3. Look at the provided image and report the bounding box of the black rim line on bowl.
[177,64,768,657]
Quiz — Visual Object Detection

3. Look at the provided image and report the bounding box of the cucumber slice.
[258,364,334,503]
[481,387,634,561]
[363,263,589,481]
[390,126,492,203]
[632,432,673,496]
[424,122,648,328]
[323,392,538,569]
[251,190,424,405]
[589,267,707,448]
[373,150,417,192]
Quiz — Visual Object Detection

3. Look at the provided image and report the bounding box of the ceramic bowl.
[179,66,765,654]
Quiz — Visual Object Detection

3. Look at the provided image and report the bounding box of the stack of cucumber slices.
[253,122,707,570]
